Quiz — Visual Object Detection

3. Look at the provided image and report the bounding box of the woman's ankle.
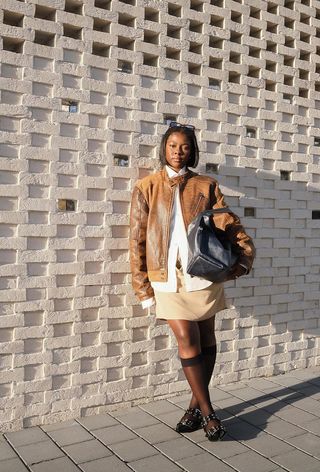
[199,403,214,418]
[188,395,199,410]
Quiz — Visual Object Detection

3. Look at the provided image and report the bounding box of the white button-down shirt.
[141,165,212,309]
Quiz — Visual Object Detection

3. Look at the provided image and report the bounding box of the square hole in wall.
[63,24,82,39]
[283,94,293,103]
[34,31,55,46]
[61,99,78,112]
[145,7,159,22]
[114,155,129,167]
[90,66,108,81]
[167,25,181,39]
[314,137,320,146]
[165,68,180,81]
[90,91,107,104]
[92,42,109,57]
[118,60,132,73]
[168,3,181,16]
[141,99,155,112]
[189,41,202,54]
[166,47,180,60]
[206,163,218,174]
[191,0,204,12]
[1,63,21,79]
[35,5,56,20]
[118,36,135,50]
[95,0,111,10]
[119,0,135,5]
[188,63,201,75]
[244,207,255,217]
[210,14,224,28]
[143,53,158,67]
[93,17,110,32]
[189,20,202,33]
[63,49,82,63]
[65,0,83,14]
[280,170,291,180]
[3,37,24,53]
[163,115,177,125]
[144,30,159,44]
[165,91,179,104]
[208,78,221,90]
[118,13,135,27]
[246,127,256,138]
[58,199,76,211]
[3,10,24,26]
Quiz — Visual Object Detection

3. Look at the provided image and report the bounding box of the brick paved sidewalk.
[1,367,320,472]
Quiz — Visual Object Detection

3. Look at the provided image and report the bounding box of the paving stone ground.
[1,367,320,472]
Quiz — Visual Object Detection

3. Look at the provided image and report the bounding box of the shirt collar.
[165,165,188,178]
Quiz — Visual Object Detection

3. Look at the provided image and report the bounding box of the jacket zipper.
[163,187,175,274]
[193,192,205,216]
[178,184,188,230]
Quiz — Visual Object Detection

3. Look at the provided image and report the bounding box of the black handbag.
[186,207,240,283]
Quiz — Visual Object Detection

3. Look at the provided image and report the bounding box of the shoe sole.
[176,423,203,433]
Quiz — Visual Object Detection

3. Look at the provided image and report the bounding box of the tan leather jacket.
[129,167,256,302]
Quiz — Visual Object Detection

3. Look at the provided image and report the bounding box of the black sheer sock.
[180,353,213,418]
[189,344,217,409]
[179,351,223,438]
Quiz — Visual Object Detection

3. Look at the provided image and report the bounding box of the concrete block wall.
[0,0,319,431]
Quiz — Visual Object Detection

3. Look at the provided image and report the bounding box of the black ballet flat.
[201,411,227,441]
[176,407,203,433]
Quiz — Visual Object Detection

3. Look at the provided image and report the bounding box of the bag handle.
[201,207,234,229]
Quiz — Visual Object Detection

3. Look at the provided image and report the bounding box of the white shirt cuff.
[141,297,155,309]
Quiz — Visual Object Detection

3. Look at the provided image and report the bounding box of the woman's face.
[165,132,191,171]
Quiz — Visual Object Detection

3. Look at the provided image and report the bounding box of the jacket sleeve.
[211,180,256,273]
[129,184,155,302]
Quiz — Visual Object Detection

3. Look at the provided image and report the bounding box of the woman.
[129,122,256,441]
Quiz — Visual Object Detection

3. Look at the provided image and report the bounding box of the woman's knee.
[167,320,200,350]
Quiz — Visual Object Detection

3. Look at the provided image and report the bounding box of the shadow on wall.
[149,164,320,384]
[215,166,318,380]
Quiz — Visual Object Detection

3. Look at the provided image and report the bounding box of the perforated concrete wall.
[0,0,320,431]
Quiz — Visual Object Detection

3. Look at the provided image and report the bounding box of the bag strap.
[202,207,232,215]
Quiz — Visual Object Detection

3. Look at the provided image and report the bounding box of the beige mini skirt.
[154,266,227,321]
